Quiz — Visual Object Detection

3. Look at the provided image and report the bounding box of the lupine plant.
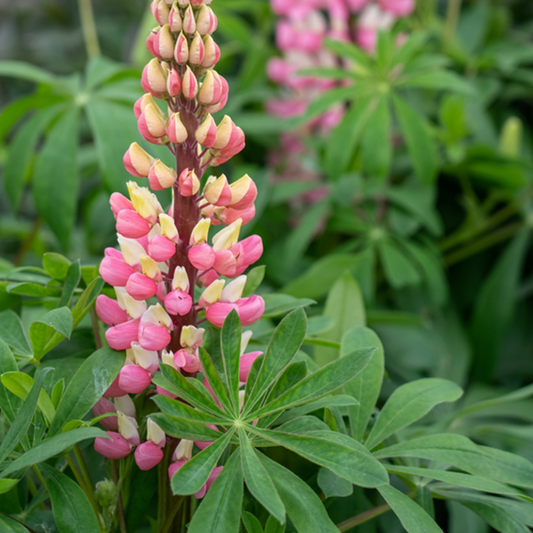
[3,2,533,533]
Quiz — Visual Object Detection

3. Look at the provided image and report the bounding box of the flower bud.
[190,218,211,245]
[103,376,127,398]
[147,418,167,447]
[198,70,224,106]
[177,0,189,6]
[167,68,182,97]
[206,295,265,328]
[135,441,164,470]
[197,268,219,287]
[180,325,205,348]
[126,272,157,301]
[204,76,228,114]
[142,303,173,328]
[139,324,171,351]
[162,349,177,369]
[131,343,159,373]
[188,243,215,270]
[182,66,199,100]
[196,5,218,35]
[215,204,256,226]
[203,174,232,206]
[174,32,189,64]
[199,279,225,307]
[151,0,170,25]
[189,32,206,66]
[100,256,135,287]
[172,267,190,292]
[115,395,136,418]
[212,219,242,251]
[134,93,159,120]
[221,275,246,303]
[178,168,200,196]
[165,290,193,316]
[116,210,152,239]
[95,431,131,460]
[138,103,168,140]
[148,234,176,262]
[106,319,140,351]
[93,398,118,431]
[110,193,133,218]
[182,6,196,34]
[167,113,189,144]
[175,439,194,461]
[202,35,221,69]
[153,24,175,60]
[212,115,239,150]
[169,3,183,32]
[168,459,187,480]
[96,295,130,327]
[146,28,158,57]
[118,411,140,446]
[228,174,257,210]
[119,365,152,394]
[195,115,217,148]
[123,142,155,177]
[159,214,179,243]
[149,160,177,191]
[141,58,168,97]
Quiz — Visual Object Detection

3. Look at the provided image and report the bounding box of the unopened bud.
[167,113,188,144]
[134,93,158,119]
[198,70,224,106]
[195,114,217,148]
[149,160,177,191]
[203,175,232,206]
[153,24,175,60]
[189,32,206,66]
[138,103,168,140]
[228,174,257,210]
[123,142,155,178]
[169,3,183,32]
[196,5,218,35]
[167,69,182,97]
[182,66,199,100]
[213,115,239,150]
[146,28,158,57]
[95,479,118,508]
[174,32,189,64]
[151,0,170,25]
[178,168,200,196]
[182,6,196,34]
[202,35,221,69]
[141,58,168,96]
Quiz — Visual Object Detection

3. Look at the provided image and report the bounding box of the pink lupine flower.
[148,234,176,262]
[103,375,127,398]
[188,243,216,270]
[206,295,265,328]
[100,256,135,287]
[194,466,224,499]
[379,0,415,16]
[110,193,134,217]
[126,273,158,301]
[94,431,132,460]
[164,290,193,316]
[239,351,263,382]
[168,459,188,480]
[116,210,152,239]
[96,296,130,327]
[93,398,119,431]
[106,319,140,350]
[135,441,164,470]
[118,364,152,394]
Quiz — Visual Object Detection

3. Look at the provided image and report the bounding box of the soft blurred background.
[1,1,533,528]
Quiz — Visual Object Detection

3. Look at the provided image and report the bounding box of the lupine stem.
[77,0,101,58]
[443,0,463,50]
[112,460,127,533]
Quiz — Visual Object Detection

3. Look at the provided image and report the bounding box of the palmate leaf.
[248,346,376,420]
[0,310,32,356]
[247,426,388,488]
[0,340,22,423]
[170,428,235,495]
[149,413,222,442]
[152,394,228,425]
[29,307,73,361]
[221,310,242,412]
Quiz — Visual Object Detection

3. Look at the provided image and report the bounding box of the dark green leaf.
[242,512,264,533]
[398,71,476,94]
[59,260,81,307]
[221,310,242,412]
[243,266,266,297]
[152,394,226,425]
[149,413,221,442]
[0,514,31,533]
[0,340,21,422]
[378,238,421,288]
[0,310,32,356]
[317,467,353,498]
[30,307,73,360]
[361,96,391,179]
[262,295,315,318]
[197,347,233,414]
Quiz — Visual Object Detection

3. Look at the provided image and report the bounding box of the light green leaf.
[361,96,391,179]
[242,512,264,533]
[170,428,235,495]
[59,260,81,308]
[240,428,285,524]
[30,307,73,360]
[49,347,125,435]
[33,108,80,249]
[259,453,339,533]
[341,327,384,441]
[6,282,61,297]
[398,71,476,94]
[315,272,366,368]
[0,340,22,422]
[187,449,243,533]
[317,467,353,498]
[39,463,100,533]
[243,266,265,297]
[0,61,58,85]
[197,347,233,414]
[0,478,19,495]
[0,514,31,532]
[378,485,443,533]
[365,378,463,450]
[221,310,242,412]
[71,277,105,327]
[42,253,71,281]
[0,310,32,356]
[262,295,315,318]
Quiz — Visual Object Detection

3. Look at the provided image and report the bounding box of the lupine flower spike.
[95,0,264,494]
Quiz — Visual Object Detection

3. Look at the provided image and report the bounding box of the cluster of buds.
[94,0,264,492]
[267,0,414,127]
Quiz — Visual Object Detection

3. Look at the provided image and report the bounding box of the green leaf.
[361,96,391,179]
[0,61,58,85]
[259,453,339,533]
[33,108,80,249]
[0,310,32,356]
[461,501,531,533]
[0,367,52,467]
[262,295,315,317]
[4,107,63,211]
[393,94,438,184]
[240,428,285,523]
[378,485,443,533]
[251,347,376,419]
[0,514,31,533]
[275,395,357,425]
[149,413,221,442]
[197,347,233,414]
[470,232,530,381]
[49,347,126,435]
[245,309,307,414]
[0,427,106,478]
[39,463,100,533]
[243,266,265,297]
[325,38,372,70]
[221,310,242,412]
[265,517,285,533]
[71,277,105,327]
[317,467,353,498]
[0,340,22,422]
[398,71,476,94]
[30,307,73,360]
[42,253,71,281]
[365,378,463,450]
[171,428,235,495]
[0,478,20,495]
[152,394,226,425]
[341,327,384,441]
[188,449,243,533]
[315,272,366,367]
[242,512,264,533]
[249,427,388,488]
[6,282,61,297]
[1,372,55,426]
[58,260,81,308]
[374,434,533,489]
[293,87,357,125]
[85,56,129,90]
[378,238,421,288]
